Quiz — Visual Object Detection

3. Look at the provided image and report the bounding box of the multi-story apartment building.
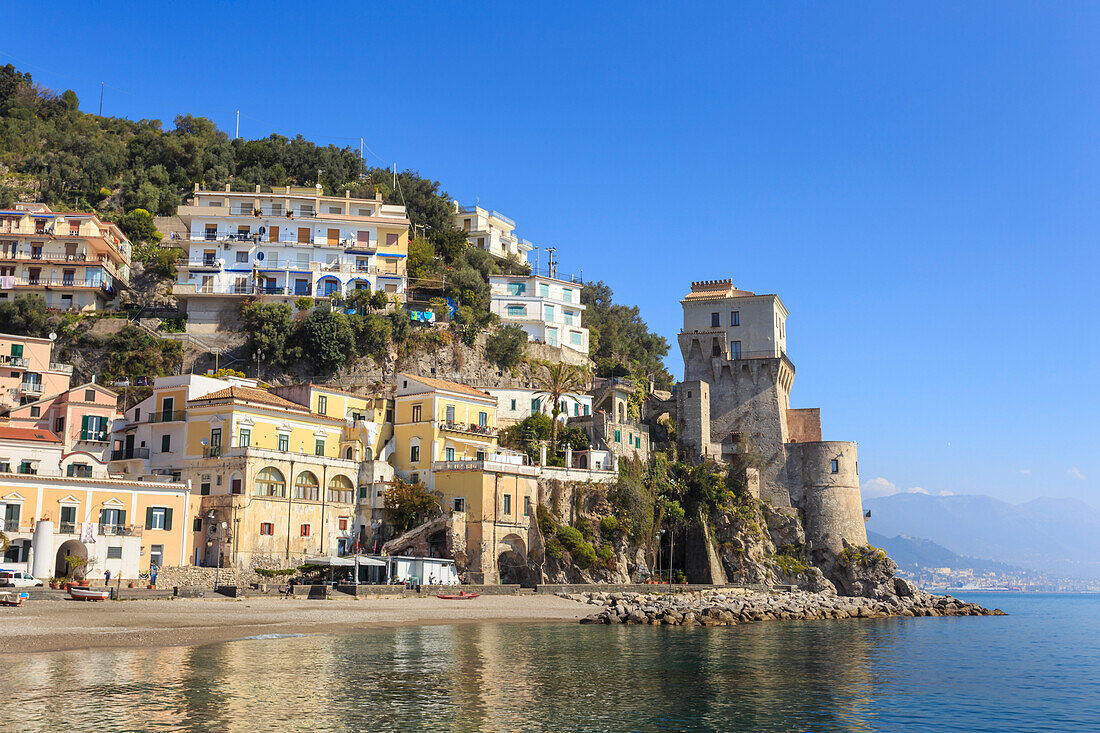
[0,425,190,580]
[8,382,120,470]
[454,204,533,264]
[0,203,131,311]
[0,333,74,409]
[489,274,589,354]
[174,184,410,331]
[484,386,592,427]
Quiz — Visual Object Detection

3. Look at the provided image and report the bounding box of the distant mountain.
[866,531,1029,575]
[864,494,1100,579]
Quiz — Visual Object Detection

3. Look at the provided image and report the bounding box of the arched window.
[294,471,319,501]
[363,446,374,461]
[255,467,285,498]
[345,446,354,460]
[328,474,354,504]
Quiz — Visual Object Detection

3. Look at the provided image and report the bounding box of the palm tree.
[531,361,589,451]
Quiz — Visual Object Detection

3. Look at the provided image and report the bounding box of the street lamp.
[254,350,265,380]
[656,529,665,584]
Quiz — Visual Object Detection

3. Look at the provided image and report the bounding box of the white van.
[0,570,42,587]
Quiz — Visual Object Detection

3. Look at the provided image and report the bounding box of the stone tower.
[675,279,868,554]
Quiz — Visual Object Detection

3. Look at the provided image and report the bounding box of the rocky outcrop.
[571,588,1006,626]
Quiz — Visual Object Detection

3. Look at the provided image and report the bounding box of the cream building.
[454,204,533,264]
[484,386,592,427]
[0,425,190,580]
[489,274,589,354]
[174,184,410,332]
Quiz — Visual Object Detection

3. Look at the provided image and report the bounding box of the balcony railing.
[49,362,74,374]
[441,421,498,437]
[0,355,28,368]
[98,523,142,537]
[19,381,43,394]
[58,521,77,535]
[111,447,150,460]
[0,518,21,532]
[150,410,186,423]
[432,459,536,476]
[79,429,109,442]
[203,446,222,458]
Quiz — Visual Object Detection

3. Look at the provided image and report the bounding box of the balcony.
[19,381,43,395]
[0,355,28,368]
[0,518,22,532]
[150,410,185,423]
[98,523,142,537]
[432,460,536,476]
[440,421,498,438]
[203,446,222,458]
[58,521,77,535]
[49,362,74,374]
[79,429,109,442]
[256,285,287,295]
[186,257,222,270]
[111,447,150,460]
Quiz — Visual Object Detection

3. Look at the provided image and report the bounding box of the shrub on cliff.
[556,526,584,551]
[599,516,619,536]
[484,325,527,369]
[298,307,354,374]
[572,541,598,569]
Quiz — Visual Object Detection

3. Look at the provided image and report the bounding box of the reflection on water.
[4,594,1099,732]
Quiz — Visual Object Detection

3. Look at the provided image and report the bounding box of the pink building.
[8,382,119,475]
[0,333,73,410]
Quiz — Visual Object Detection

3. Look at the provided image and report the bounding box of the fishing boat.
[0,591,28,607]
[436,591,480,600]
[69,586,110,602]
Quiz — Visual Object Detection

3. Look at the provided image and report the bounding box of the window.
[478,411,488,427]
[510,399,517,410]
[54,417,64,432]
[29,406,39,417]
[731,341,741,360]
[84,389,96,402]
[410,444,420,463]
[235,251,248,263]
[410,472,419,485]
[328,475,354,504]
[543,304,554,321]
[506,304,526,317]
[445,447,455,461]
[539,283,550,298]
[300,524,311,537]
[193,517,202,532]
[507,282,526,296]
[562,288,573,303]
[711,312,720,327]
[503,494,512,515]
[476,450,485,461]
[9,344,21,358]
[294,471,320,501]
[584,405,590,416]
[338,517,348,531]
[531,398,541,414]
[146,506,171,531]
[255,467,286,497]
[278,433,289,451]
[731,311,740,327]
[830,459,839,474]
[200,481,210,496]
[614,430,622,442]
[453,497,465,512]
[239,428,251,447]
[160,434,171,453]
[260,523,274,536]
[445,405,455,424]
[161,397,174,418]
[411,404,422,422]
[570,331,583,346]
[231,476,242,495]
[318,395,328,414]
[149,544,163,568]
[524,496,531,516]
[315,438,325,456]
[66,463,92,478]
[106,546,122,560]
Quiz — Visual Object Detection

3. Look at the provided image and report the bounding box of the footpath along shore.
[570,587,1006,626]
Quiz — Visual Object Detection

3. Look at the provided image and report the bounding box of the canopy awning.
[304,555,387,568]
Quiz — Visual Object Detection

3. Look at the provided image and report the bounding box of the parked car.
[134,376,150,387]
[0,570,43,587]
[111,377,131,387]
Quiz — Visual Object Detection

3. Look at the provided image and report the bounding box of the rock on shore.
[567,588,1005,626]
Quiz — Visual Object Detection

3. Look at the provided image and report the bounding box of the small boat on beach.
[436,591,480,600]
[0,591,28,607]
[69,587,110,602]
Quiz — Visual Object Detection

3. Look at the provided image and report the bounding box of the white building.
[454,205,533,264]
[489,274,589,355]
[174,185,410,332]
[484,387,593,427]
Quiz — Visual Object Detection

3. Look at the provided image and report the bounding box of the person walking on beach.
[104,569,111,586]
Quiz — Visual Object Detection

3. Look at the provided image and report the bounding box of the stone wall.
[785,408,821,442]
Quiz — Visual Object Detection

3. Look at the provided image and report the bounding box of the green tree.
[383,478,442,534]
[0,294,58,337]
[407,236,436,281]
[582,280,672,388]
[530,361,588,449]
[299,307,355,374]
[240,301,297,367]
[484,325,527,369]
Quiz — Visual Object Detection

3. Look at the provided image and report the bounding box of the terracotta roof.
[0,426,62,443]
[682,279,757,301]
[399,373,492,399]
[188,385,308,411]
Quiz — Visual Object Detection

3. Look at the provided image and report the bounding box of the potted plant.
[47,576,59,589]
[65,555,94,587]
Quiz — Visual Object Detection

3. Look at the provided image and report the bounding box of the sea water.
[2,593,1097,732]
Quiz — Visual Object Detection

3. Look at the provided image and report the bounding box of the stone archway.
[55,539,87,578]
[497,533,534,585]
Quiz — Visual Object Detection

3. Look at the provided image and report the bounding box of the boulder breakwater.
[569,588,1005,626]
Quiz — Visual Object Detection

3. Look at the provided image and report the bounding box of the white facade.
[485,387,593,426]
[489,274,589,354]
[174,186,410,330]
[681,280,788,360]
[454,205,533,264]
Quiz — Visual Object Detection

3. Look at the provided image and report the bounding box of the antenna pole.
[98,82,104,115]
[235,110,240,139]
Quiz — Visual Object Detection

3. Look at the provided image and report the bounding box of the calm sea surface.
[2,592,1098,732]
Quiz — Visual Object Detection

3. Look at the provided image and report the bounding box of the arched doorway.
[497,533,533,585]
[55,539,87,578]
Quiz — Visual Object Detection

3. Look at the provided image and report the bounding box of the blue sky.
[5,2,1098,506]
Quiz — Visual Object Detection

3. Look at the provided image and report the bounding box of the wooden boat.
[69,586,110,602]
[0,591,28,607]
[436,591,480,600]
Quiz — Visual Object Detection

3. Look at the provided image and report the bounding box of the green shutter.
[81,415,89,431]
[99,508,108,524]
[119,510,125,526]
[163,508,172,532]
[145,506,154,530]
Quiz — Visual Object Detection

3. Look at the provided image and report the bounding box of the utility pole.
[546,247,557,279]
[98,82,104,115]
[235,110,240,139]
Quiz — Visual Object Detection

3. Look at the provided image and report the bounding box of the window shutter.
[99,508,107,524]
[145,506,154,530]
[164,508,172,532]
[119,510,126,526]
[81,415,89,432]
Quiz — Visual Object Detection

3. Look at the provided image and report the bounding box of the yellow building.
[0,425,190,580]
[0,202,131,311]
[269,382,394,462]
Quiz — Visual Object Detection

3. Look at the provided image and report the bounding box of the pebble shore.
[568,588,1006,626]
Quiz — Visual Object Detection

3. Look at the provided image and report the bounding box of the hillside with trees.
[0,63,671,380]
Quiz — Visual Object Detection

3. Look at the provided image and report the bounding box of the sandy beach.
[0,594,588,654]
